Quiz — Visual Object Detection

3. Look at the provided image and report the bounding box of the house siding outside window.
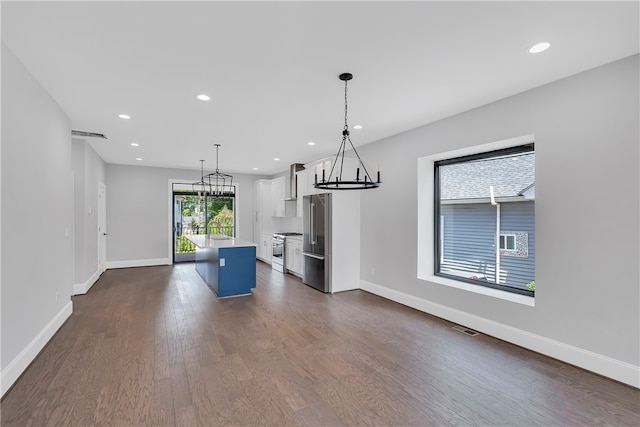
[435,145,535,295]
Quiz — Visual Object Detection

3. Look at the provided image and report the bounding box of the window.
[434,144,535,295]
[500,234,516,251]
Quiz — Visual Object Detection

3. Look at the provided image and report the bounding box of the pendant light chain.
[215,143,220,172]
[344,78,349,132]
[193,159,211,199]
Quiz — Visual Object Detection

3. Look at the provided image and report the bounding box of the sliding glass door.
[172,186,235,263]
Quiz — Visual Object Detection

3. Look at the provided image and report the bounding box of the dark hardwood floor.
[2,262,638,426]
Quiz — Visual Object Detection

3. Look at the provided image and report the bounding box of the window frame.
[500,233,517,251]
[433,143,534,296]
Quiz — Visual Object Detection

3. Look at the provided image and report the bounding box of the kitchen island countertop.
[186,234,257,249]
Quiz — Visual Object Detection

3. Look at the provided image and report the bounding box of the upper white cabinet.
[271,175,296,217]
[296,170,307,217]
[301,167,315,196]
[299,158,333,197]
[271,176,286,217]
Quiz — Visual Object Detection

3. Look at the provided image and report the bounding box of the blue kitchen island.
[186,235,257,298]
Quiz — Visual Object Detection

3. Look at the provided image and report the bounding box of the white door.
[98,183,107,274]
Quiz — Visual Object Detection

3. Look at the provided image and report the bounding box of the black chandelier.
[205,144,234,196]
[314,72,380,190]
[192,144,234,197]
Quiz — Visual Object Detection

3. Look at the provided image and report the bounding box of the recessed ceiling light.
[197,94,211,101]
[307,141,316,146]
[135,157,143,161]
[130,143,140,147]
[353,125,363,130]
[274,157,280,161]
[118,114,131,120]
[252,167,258,170]
[529,42,550,54]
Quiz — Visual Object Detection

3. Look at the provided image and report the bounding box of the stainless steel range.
[272,232,302,272]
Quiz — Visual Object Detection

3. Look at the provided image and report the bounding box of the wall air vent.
[71,130,107,139]
[452,325,479,336]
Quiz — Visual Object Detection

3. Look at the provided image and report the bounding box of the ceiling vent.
[71,130,107,139]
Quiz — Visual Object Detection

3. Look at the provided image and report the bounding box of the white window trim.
[417,134,535,306]
[500,233,517,251]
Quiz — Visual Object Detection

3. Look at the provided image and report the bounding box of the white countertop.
[185,234,257,249]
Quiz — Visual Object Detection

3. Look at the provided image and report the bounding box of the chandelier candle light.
[314,72,381,190]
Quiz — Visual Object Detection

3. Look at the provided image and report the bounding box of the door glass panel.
[206,196,234,236]
[173,186,235,263]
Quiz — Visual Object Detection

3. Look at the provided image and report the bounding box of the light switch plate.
[220,258,225,267]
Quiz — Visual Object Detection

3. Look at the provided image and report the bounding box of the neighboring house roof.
[440,152,534,200]
[519,182,535,200]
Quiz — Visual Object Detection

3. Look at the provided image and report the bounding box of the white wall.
[1,43,74,395]
[71,139,106,293]
[105,163,268,267]
[357,55,639,386]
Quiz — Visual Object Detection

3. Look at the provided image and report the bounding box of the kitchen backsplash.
[276,216,303,233]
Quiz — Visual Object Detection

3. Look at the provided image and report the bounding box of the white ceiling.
[2,1,638,176]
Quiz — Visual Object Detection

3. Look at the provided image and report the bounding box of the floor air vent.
[452,325,479,336]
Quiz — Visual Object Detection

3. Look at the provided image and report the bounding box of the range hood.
[284,163,305,200]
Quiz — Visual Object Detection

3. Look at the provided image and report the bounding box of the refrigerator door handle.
[310,202,316,244]
[303,252,324,260]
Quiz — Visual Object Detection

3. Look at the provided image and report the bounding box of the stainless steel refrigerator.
[302,193,331,292]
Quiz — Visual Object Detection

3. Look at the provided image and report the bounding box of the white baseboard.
[1,301,73,397]
[106,258,171,269]
[360,279,640,388]
[73,268,102,295]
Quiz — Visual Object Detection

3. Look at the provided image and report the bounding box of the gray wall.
[358,55,639,366]
[106,164,268,264]
[71,139,106,284]
[1,43,74,378]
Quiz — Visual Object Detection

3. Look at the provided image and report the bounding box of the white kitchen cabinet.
[271,175,297,217]
[304,163,320,195]
[296,170,307,217]
[303,158,333,195]
[254,179,273,263]
[259,233,273,263]
[285,237,303,277]
[271,176,286,217]
[253,179,266,245]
